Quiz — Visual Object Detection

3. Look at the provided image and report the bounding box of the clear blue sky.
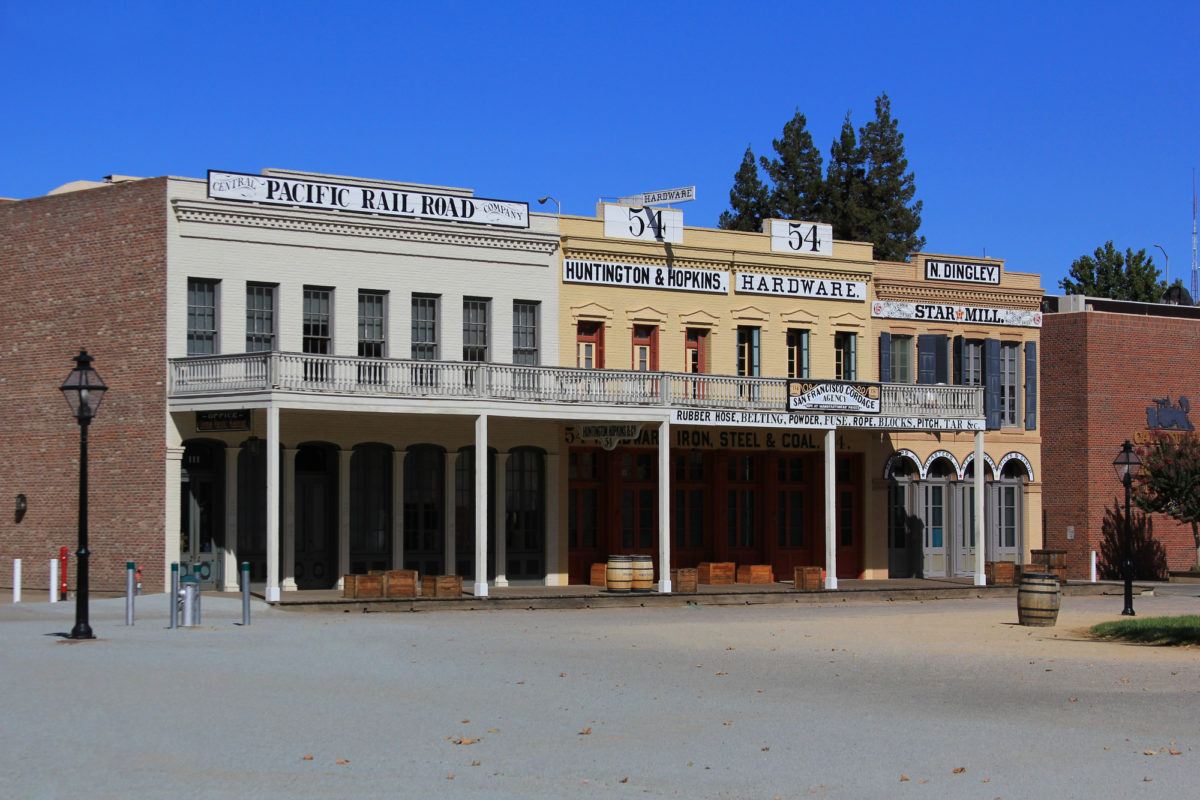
[3,1,1197,293]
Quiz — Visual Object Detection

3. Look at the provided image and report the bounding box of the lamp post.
[537,195,562,216]
[1153,244,1169,287]
[1112,440,1142,617]
[60,350,107,639]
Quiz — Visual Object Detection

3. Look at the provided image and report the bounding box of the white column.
[165,446,185,586]
[444,451,458,576]
[281,446,299,591]
[11,559,20,603]
[265,406,281,602]
[337,448,353,589]
[221,446,240,591]
[658,419,672,593]
[544,453,560,586]
[824,428,838,590]
[473,415,489,597]
[494,451,509,587]
[392,450,405,569]
[49,559,58,603]
[974,430,986,586]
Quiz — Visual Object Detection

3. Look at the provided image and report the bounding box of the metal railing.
[169,352,983,418]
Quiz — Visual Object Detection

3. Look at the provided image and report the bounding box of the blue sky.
[3,1,1197,292]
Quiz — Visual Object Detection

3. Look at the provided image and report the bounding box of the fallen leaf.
[336,758,350,765]
[579,727,592,735]
[301,754,313,761]
[723,721,732,727]
[461,719,470,724]
[726,646,735,651]
[918,778,928,784]
[899,774,910,782]
[451,737,478,745]
[516,681,525,685]
[559,672,567,678]
[1169,748,1182,756]
[952,767,966,774]
[1144,777,1153,782]
[619,777,629,783]
[715,671,728,677]
[486,727,499,733]
[470,760,481,767]
[1069,697,1078,703]
[1143,750,1156,756]
[761,746,770,752]
[447,773,454,780]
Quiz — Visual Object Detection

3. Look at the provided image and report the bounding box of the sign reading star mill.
[872,300,1042,328]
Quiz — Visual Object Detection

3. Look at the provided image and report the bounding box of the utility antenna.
[1192,168,1198,300]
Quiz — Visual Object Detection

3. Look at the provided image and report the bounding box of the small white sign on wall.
[767,219,834,257]
[603,204,684,243]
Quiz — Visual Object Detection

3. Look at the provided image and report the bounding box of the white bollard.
[12,559,21,603]
[1090,550,1098,583]
[50,559,59,603]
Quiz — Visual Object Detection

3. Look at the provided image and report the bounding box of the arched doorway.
[351,443,392,575]
[992,456,1031,563]
[294,443,338,589]
[919,457,957,577]
[404,445,445,576]
[181,440,225,587]
[886,453,921,578]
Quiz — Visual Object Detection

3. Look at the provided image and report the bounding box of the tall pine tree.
[1060,241,1168,301]
[717,146,771,231]
[759,111,824,222]
[859,93,925,261]
[823,113,870,243]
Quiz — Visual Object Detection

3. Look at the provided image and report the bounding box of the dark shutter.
[984,338,1002,430]
[879,332,891,383]
[934,335,949,384]
[953,336,964,384]
[917,334,936,385]
[1025,341,1038,430]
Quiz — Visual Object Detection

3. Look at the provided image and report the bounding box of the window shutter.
[879,332,891,383]
[984,338,1002,430]
[917,334,936,384]
[953,336,964,384]
[934,335,949,384]
[751,327,760,376]
[1025,341,1037,430]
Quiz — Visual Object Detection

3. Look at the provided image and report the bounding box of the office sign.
[767,220,834,257]
[563,258,729,294]
[736,271,866,302]
[208,170,529,228]
[196,410,251,431]
[603,204,684,243]
[787,381,881,413]
[618,186,696,206]
[925,259,1000,284]
[872,300,1043,328]
[672,408,984,432]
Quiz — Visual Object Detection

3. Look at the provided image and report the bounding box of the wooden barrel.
[606,555,633,593]
[631,554,654,592]
[1017,572,1061,627]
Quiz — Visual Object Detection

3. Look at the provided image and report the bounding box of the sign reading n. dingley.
[787,381,881,413]
[208,170,529,229]
[672,408,984,432]
[872,300,1042,328]
[737,272,866,302]
[564,258,729,294]
[925,259,1000,284]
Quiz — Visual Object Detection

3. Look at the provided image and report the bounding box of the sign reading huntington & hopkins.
[563,258,729,294]
[872,300,1042,328]
[207,170,529,229]
[787,381,881,414]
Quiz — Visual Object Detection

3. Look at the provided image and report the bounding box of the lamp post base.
[68,623,94,639]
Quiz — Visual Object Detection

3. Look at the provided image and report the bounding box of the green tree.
[1059,241,1169,301]
[759,111,825,222]
[858,93,925,261]
[717,146,771,232]
[823,113,871,244]
[1135,433,1200,569]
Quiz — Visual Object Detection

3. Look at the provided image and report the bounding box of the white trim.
[883,449,924,479]
[922,450,961,479]
[997,451,1035,481]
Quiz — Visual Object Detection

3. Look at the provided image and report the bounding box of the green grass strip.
[1091,615,1200,646]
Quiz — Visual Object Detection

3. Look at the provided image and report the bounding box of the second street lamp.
[1112,440,1142,617]
[60,350,107,640]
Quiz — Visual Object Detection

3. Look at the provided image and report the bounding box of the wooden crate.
[1031,549,1067,569]
[589,563,608,587]
[697,562,735,585]
[382,569,418,598]
[793,566,823,591]
[671,568,698,593]
[343,574,383,599]
[736,564,774,584]
[985,561,1016,586]
[421,574,463,598]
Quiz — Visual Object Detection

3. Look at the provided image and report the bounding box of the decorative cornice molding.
[873,280,1041,309]
[172,199,560,255]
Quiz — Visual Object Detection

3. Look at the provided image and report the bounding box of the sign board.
[602,204,684,243]
[924,259,1000,284]
[196,410,251,432]
[672,407,985,432]
[563,258,729,294]
[736,271,866,302]
[787,381,881,414]
[208,170,529,229]
[618,186,696,206]
[576,423,644,450]
[767,220,834,257]
[871,300,1042,328]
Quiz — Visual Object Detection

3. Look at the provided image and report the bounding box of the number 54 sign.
[768,220,833,257]
[603,204,684,243]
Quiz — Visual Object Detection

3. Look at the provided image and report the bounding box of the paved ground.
[2,591,1198,799]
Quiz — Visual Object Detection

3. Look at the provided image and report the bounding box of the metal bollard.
[50,558,59,603]
[180,576,199,627]
[12,559,21,603]
[169,563,179,629]
[196,575,202,625]
[125,562,135,626]
[241,562,251,626]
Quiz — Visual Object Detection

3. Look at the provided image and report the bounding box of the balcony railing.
[169,352,984,419]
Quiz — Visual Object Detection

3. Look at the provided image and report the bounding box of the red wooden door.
[767,453,820,579]
[717,453,765,567]
[567,449,606,584]
[670,450,712,569]
[835,454,864,579]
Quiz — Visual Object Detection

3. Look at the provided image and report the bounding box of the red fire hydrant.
[58,546,69,601]
[135,566,143,596]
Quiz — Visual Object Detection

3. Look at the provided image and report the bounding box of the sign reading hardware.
[672,408,984,432]
[564,258,729,294]
[603,204,684,243]
[737,271,866,301]
[196,410,251,431]
[767,220,834,257]
[872,300,1042,328]
[787,381,881,413]
[925,259,1000,284]
[207,170,529,229]
[618,186,697,206]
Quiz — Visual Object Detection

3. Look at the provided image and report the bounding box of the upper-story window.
[463,297,490,363]
[834,332,857,381]
[187,278,219,355]
[576,322,603,369]
[786,329,809,379]
[632,325,658,371]
[245,283,276,353]
[513,301,539,366]
[962,339,983,386]
[889,335,913,383]
[736,326,760,377]
[1000,342,1020,426]
[358,290,387,358]
[411,294,439,360]
[684,329,708,374]
[302,287,332,355]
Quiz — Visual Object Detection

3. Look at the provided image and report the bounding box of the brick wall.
[1043,309,1200,577]
[0,179,168,593]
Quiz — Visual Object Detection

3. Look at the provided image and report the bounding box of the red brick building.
[1042,294,1200,578]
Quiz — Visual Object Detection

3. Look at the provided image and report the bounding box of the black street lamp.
[60,350,107,639]
[1112,440,1143,617]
